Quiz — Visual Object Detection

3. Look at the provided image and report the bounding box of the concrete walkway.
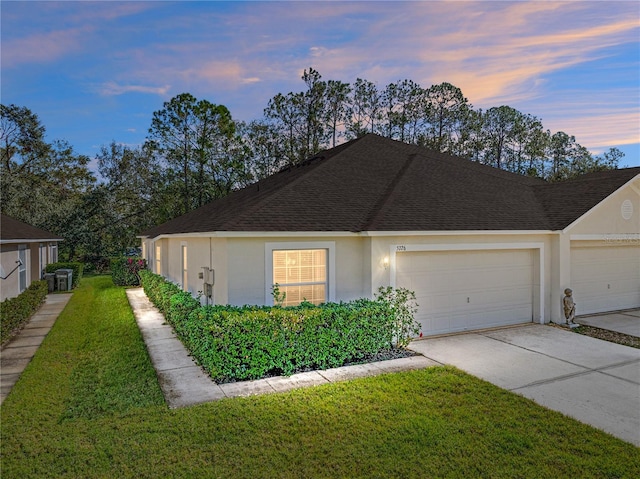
[409,324,640,446]
[576,308,640,336]
[0,293,72,405]
[126,288,438,409]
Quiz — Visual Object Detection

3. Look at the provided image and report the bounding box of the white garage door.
[396,249,534,336]
[571,246,640,315]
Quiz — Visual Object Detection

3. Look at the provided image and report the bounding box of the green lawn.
[1,276,638,479]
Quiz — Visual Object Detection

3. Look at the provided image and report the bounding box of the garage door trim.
[389,242,545,325]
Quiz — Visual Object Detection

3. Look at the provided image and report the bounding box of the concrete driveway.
[409,324,640,446]
[576,308,640,336]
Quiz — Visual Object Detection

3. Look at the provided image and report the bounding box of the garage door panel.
[571,246,640,315]
[397,249,534,336]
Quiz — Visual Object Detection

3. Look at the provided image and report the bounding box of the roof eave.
[140,229,556,240]
[0,238,63,244]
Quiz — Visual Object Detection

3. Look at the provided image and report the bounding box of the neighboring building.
[139,134,640,337]
[0,214,62,301]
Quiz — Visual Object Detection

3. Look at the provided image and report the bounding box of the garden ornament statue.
[563,288,576,325]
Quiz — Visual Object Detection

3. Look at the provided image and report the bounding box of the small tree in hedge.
[375,286,420,347]
[111,257,147,286]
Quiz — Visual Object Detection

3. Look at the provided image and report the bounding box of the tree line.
[0,68,623,264]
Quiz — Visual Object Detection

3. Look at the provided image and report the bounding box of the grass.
[1,276,639,478]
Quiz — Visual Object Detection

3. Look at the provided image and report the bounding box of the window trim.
[265,241,336,305]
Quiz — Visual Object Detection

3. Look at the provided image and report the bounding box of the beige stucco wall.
[369,233,552,322]
[146,232,556,320]
[548,176,640,320]
[226,236,368,306]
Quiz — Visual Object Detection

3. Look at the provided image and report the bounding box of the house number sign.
[396,245,407,251]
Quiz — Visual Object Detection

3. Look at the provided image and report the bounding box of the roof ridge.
[220,137,365,230]
[378,135,546,186]
[442,153,547,186]
[358,152,417,232]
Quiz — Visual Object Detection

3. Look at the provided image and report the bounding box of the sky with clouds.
[2,0,639,167]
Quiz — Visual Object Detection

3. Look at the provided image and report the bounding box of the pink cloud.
[2,27,90,68]
[96,82,171,97]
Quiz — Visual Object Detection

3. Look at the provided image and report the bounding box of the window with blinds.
[181,245,188,291]
[155,244,162,275]
[272,249,327,306]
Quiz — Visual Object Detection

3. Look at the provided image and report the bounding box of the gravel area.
[550,323,640,349]
[573,325,640,349]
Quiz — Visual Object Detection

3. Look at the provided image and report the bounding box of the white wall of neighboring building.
[1,240,59,302]
[1,244,22,301]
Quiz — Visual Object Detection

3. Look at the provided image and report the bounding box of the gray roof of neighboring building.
[141,134,640,238]
[0,214,63,242]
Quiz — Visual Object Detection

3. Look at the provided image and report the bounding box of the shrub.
[139,271,420,383]
[81,255,111,274]
[111,257,147,286]
[140,270,184,316]
[375,286,420,347]
[1,280,48,345]
[45,262,84,289]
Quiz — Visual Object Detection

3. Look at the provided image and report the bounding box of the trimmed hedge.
[1,280,48,345]
[45,262,84,289]
[111,257,147,286]
[139,270,419,383]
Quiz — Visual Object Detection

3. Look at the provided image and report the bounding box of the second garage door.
[571,245,640,315]
[396,249,534,336]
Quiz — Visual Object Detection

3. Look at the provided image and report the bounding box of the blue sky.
[2,0,639,168]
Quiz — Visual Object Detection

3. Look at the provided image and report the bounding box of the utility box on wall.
[201,267,214,303]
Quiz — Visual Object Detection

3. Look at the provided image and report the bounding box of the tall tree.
[345,78,381,139]
[394,79,425,144]
[421,82,471,153]
[145,93,238,215]
[1,104,95,259]
[264,91,307,165]
[479,106,520,170]
[96,142,163,251]
[454,108,485,162]
[324,79,351,147]
[263,68,335,165]
[301,68,328,155]
[547,131,576,181]
[238,120,288,181]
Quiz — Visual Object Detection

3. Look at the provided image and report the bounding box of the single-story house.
[140,134,640,336]
[1,214,62,302]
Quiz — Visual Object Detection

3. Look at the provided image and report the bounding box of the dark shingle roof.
[141,134,639,237]
[0,214,63,242]
[533,167,640,230]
